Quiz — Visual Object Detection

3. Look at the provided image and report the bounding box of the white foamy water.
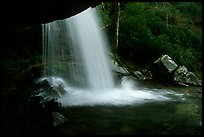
[57,76,173,106]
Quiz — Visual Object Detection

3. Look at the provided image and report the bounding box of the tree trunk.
[115,2,120,52]
[166,13,169,29]
[111,2,120,53]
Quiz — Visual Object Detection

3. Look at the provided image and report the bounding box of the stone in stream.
[52,112,68,127]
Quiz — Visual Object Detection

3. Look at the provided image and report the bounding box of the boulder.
[112,61,147,80]
[172,66,202,86]
[113,63,130,75]
[133,71,146,80]
[154,54,178,74]
[152,55,202,86]
[28,95,61,112]
[141,69,152,80]
[35,77,67,98]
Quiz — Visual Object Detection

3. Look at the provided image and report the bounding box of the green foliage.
[99,2,202,71]
[97,2,112,26]
[175,2,202,17]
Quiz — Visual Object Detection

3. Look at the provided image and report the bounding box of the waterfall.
[42,7,172,106]
[65,8,115,90]
[42,7,115,90]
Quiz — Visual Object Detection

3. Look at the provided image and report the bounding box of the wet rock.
[113,62,130,75]
[152,55,202,86]
[26,95,64,129]
[172,66,202,86]
[43,98,61,112]
[112,56,150,81]
[52,112,68,127]
[154,54,178,74]
[133,71,146,80]
[111,54,130,76]
[27,95,44,110]
[28,95,61,112]
[141,69,152,80]
[35,77,67,99]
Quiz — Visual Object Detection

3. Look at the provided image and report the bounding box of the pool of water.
[55,80,202,135]
[2,78,202,135]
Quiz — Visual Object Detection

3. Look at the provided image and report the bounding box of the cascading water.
[42,8,114,90]
[65,8,115,90]
[41,7,183,106]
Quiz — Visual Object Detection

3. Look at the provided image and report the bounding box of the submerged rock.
[52,112,68,127]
